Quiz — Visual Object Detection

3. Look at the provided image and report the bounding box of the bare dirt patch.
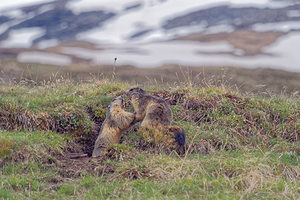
[177,30,285,56]
[53,139,116,178]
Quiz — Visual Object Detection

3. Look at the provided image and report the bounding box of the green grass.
[0,80,299,199]
[1,139,299,199]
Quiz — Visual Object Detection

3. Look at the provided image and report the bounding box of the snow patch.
[0,27,45,48]
[63,32,300,72]
[0,24,10,35]
[0,0,54,11]
[67,0,279,14]
[252,21,300,32]
[37,39,59,49]
[287,10,300,18]
[1,9,25,18]
[66,0,142,14]
[0,11,38,35]
[75,0,286,44]
[17,51,71,66]
[162,22,208,40]
[205,24,234,34]
[37,4,55,14]
[61,41,234,66]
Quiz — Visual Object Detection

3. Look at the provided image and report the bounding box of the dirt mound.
[36,89,299,177]
[54,140,115,177]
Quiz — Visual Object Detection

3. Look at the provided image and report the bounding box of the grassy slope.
[1,60,300,95]
[0,80,299,199]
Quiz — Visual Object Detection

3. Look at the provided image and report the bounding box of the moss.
[92,107,107,118]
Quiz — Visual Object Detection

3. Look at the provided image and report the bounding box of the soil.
[54,139,116,178]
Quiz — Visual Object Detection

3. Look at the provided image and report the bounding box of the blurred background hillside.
[0,0,300,94]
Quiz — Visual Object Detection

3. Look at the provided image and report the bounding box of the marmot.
[125,87,186,146]
[92,96,135,157]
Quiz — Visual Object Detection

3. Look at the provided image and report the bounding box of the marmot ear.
[138,87,145,93]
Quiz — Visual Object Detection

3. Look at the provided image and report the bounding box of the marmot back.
[125,87,185,147]
[125,87,172,128]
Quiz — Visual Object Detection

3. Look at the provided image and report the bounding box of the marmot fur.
[125,87,185,146]
[92,96,135,157]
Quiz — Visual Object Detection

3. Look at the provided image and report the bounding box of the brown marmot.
[92,96,135,157]
[125,87,186,146]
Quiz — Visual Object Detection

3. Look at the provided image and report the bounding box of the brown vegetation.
[0,60,299,95]
[177,30,285,56]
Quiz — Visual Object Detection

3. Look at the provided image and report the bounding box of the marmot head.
[110,96,125,109]
[125,87,148,99]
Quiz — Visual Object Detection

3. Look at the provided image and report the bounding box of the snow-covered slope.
[0,0,53,11]
[66,0,287,13]
[1,0,299,45]
[0,0,300,72]
[68,0,297,44]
